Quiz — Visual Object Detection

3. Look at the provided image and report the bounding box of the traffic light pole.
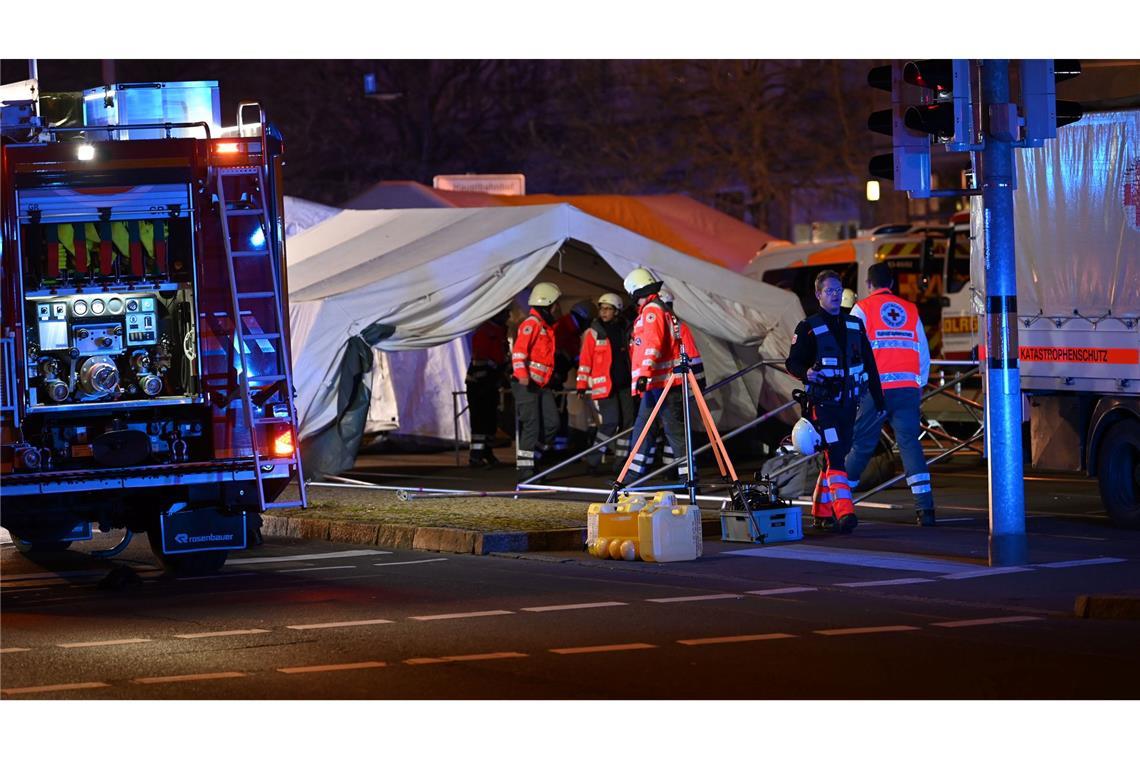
[978,60,1027,565]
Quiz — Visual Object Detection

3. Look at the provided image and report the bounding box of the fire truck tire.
[1097,419,1140,529]
[11,537,73,555]
[146,529,229,576]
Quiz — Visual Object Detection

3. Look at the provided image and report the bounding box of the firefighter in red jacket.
[624,268,690,483]
[465,307,510,467]
[511,282,561,481]
[576,292,634,475]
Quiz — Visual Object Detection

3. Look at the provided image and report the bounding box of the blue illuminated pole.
[979,60,1027,565]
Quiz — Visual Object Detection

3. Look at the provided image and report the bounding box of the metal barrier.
[519,359,780,487]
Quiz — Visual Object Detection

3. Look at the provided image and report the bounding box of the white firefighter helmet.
[657,287,674,304]
[841,288,857,309]
[528,282,562,307]
[623,267,658,296]
[791,418,822,456]
[597,292,624,310]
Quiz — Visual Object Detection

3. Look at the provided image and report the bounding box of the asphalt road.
[4,469,1139,702]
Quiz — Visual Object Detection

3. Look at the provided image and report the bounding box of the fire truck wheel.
[1098,419,1140,529]
[146,529,229,576]
[11,537,73,555]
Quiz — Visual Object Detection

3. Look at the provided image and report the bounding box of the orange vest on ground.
[512,310,556,386]
[576,324,614,399]
[857,288,922,390]
[631,296,681,392]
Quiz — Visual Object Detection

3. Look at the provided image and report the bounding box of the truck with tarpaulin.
[0,78,307,573]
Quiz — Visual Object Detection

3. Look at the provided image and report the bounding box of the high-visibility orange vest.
[677,322,704,384]
[512,309,556,386]
[631,296,680,392]
[576,323,614,399]
[857,288,922,390]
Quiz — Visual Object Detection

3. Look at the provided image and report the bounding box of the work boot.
[812,516,837,531]
[516,467,535,485]
[916,509,937,527]
[837,513,858,534]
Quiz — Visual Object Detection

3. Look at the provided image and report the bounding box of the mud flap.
[157,508,247,555]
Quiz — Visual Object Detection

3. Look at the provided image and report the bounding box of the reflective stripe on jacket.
[851,288,927,390]
[576,324,614,399]
[512,310,556,386]
[631,296,680,392]
[805,312,868,402]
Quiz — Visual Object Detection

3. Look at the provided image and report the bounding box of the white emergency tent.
[287,203,804,477]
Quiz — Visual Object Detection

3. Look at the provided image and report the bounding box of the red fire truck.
[1,79,306,573]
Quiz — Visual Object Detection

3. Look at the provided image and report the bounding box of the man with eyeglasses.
[786,270,883,534]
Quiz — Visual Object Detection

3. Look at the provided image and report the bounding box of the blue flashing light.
[249,225,266,249]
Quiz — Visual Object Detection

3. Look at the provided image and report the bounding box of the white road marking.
[551,643,657,655]
[727,545,973,574]
[2,681,110,695]
[1035,558,1126,569]
[646,593,742,603]
[678,633,796,646]
[745,586,818,596]
[835,578,938,588]
[286,619,392,630]
[226,549,391,566]
[278,565,358,573]
[522,602,628,612]
[374,559,450,567]
[410,610,514,621]
[0,647,31,654]
[933,517,976,523]
[1,578,73,589]
[939,567,1035,580]
[132,671,246,684]
[173,628,270,639]
[815,625,921,636]
[176,572,259,581]
[278,661,387,674]
[406,652,528,665]
[58,638,152,648]
[932,616,1044,628]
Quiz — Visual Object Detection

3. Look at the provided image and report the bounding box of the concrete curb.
[1074,594,1140,620]
[260,515,722,556]
[261,515,587,556]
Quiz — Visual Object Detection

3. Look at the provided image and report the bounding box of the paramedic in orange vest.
[786,270,884,534]
[511,283,561,481]
[639,287,705,469]
[465,307,510,468]
[577,292,634,475]
[845,262,936,526]
[624,268,690,483]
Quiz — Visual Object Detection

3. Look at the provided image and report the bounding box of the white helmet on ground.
[623,267,658,296]
[528,282,562,307]
[597,292,623,310]
[791,418,822,456]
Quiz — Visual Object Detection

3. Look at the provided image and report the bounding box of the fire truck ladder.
[216,165,307,512]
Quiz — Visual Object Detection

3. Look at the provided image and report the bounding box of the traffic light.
[901,59,974,151]
[1020,60,1083,147]
[867,61,932,198]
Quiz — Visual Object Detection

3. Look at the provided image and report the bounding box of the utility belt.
[806,373,863,404]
